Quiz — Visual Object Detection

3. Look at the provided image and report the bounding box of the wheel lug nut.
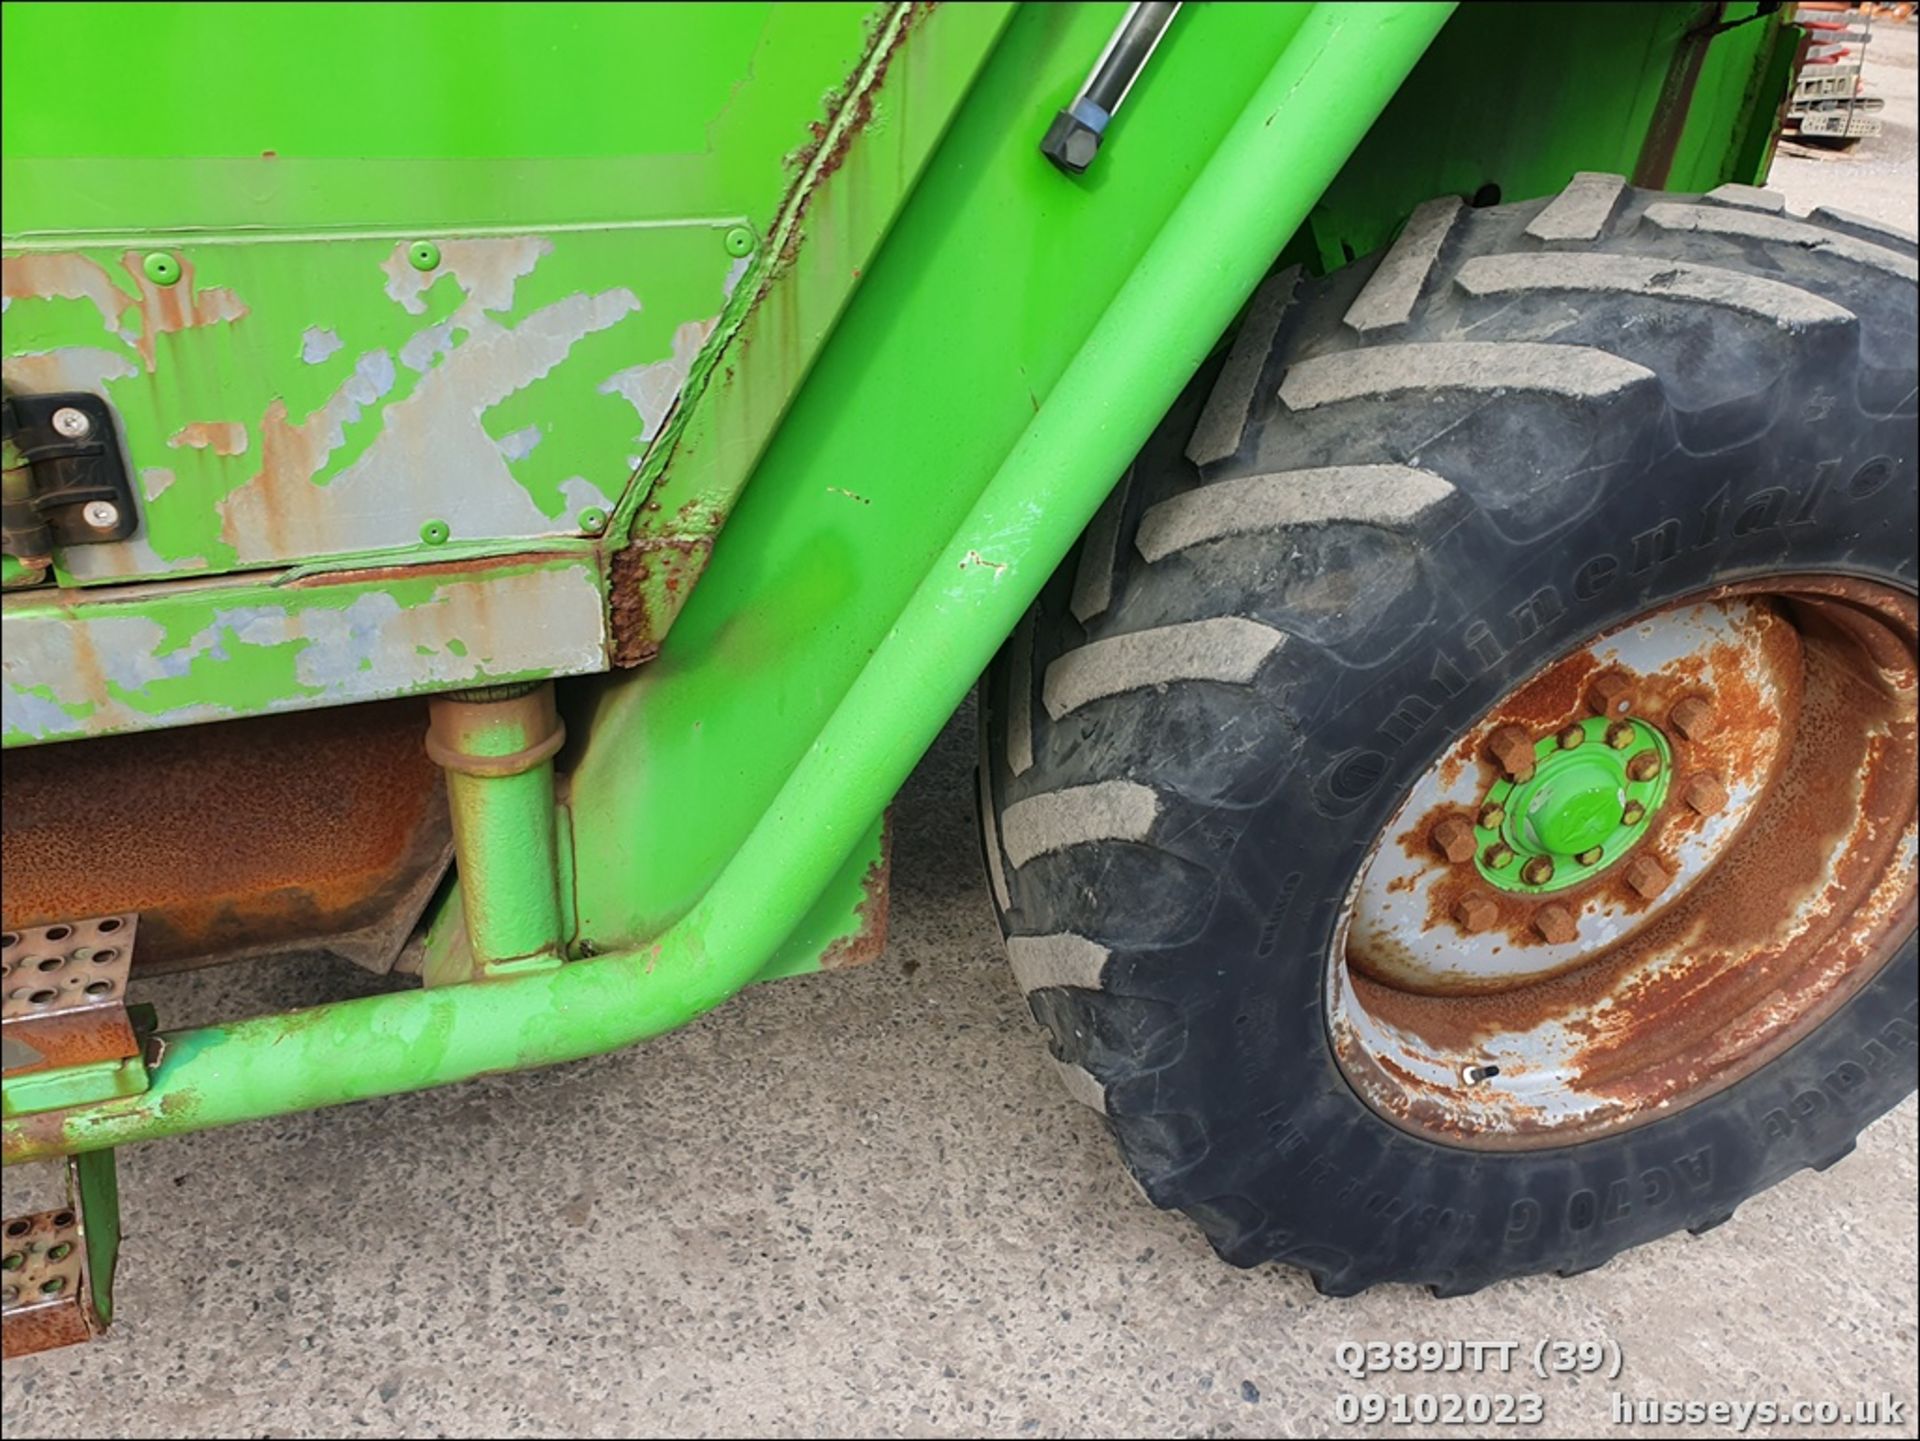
[1622,800,1647,825]
[1681,773,1727,816]
[1521,857,1555,886]
[1576,845,1604,866]
[1625,749,1662,782]
[1605,720,1637,750]
[1623,854,1672,899]
[1669,696,1714,742]
[1533,904,1577,944]
[1587,671,1633,717]
[1483,842,1515,870]
[1477,803,1506,830]
[1454,894,1500,934]
[1431,817,1477,863]
[1488,725,1536,781]
[1557,724,1585,750]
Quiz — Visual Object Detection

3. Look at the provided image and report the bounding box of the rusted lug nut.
[1533,904,1578,944]
[1681,773,1728,816]
[1624,854,1672,899]
[1622,800,1647,826]
[1482,842,1515,870]
[1605,720,1637,750]
[1576,845,1605,867]
[1488,725,1537,781]
[1477,803,1506,830]
[1625,749,1663,782]
[1430,816,1478,864]
[1454,894,1500,934]
[1668,695,1714,742]
[1557,724,1585,750]
[1587,671,1633,718]
[1520,856,1555,886]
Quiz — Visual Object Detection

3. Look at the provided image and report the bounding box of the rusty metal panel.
[2,701,449,974]
[1,918,138,1077]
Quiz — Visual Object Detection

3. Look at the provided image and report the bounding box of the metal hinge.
[1,393,139,584]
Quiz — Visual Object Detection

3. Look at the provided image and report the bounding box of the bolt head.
[1521,856,1555,887]
[1040,110,1102,173]
[1477,803,1506,830]
[1454,894,1500,934]
[1625,749,1663,782]
[50,407,91,439]
[1488,725,1537,781]
[1576,845,1605,866]
[1587,671,1633,717]
[1557,724,1585,750]
[1623,854,1672,899]
[81,500,120,529]
[1622,800,1647,826]
[1533,904,1577,944]
[1681,773,1728,816]
[1482,842,1515,870]
[1605,720,1637,750]
[1431,816,1477,864]
[1669,695,1714,741]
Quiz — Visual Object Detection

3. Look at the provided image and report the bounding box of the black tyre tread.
[980,173,1919,1294]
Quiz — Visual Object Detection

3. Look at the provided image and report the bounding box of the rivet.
[577,507,609,536]
[408,240,442,272]
[420,519,450,545]
[142,252,182,286]
[723,225,756,258]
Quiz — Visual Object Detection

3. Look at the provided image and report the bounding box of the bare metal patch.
[599,317,717,446]
[168,421,250,457]
[300,326,345,365]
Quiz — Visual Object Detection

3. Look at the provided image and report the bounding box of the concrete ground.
[6,21,1917,1441]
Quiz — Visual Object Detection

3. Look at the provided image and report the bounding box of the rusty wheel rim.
[1328,577,1919,1149]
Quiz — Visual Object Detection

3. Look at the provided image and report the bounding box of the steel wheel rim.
[1327,576,1919,1149]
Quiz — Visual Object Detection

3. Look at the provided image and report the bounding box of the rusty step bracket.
[1,1150,120,1358]
[2,916,139,1078]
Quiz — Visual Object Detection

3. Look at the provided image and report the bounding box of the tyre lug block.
[1625,749,1662,782]
[1482,842,1515,870]
[1454,894,1500,934]
[1521,857,1555,886]
[1605,720,1637,750]
[1624,854,1672,899]
[1556,724,1584,750]
[1431,817,1477,863]
[1587,671,1633,717]
[1576,845,1604,866]
[1477,803,1506,830]
[1680,773,1727,816]
[1532,904,1577,944]
[1669,695,1714,741]
[1488,725,1536,780]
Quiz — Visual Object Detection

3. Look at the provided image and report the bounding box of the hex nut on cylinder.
[1626,749,1662,782]
[1430,817,1477,864]
[1533,904,1577,944]
[1588,671,1632,717]
[1669,696,1714,741]
[1454,894,1500,934]
[1624,854,1672,899]
[1681,773,1728,816]
[1488,725,1536,781]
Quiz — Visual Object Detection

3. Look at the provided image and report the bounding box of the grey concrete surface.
[5,22,1918,1441]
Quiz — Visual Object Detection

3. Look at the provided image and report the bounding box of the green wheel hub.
[1474,716,1670,893]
